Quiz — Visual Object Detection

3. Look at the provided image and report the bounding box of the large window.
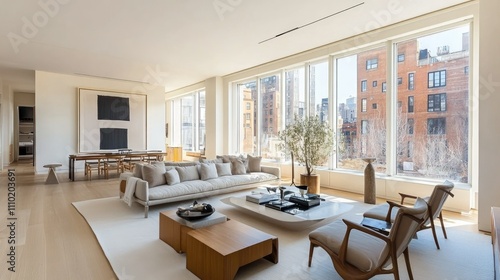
[396,26,469,182]
[309,61,329,122]
[284,68,305,126]
[260,74,281,158]
[237,81,257,155]
[181,95,193,150]
[170,89,206,152]
[230,23,470,184]
[336,46,387,172]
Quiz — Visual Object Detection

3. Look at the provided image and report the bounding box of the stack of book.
[265,200,296,211]
[246,193,279,204]
[289,194,320,209]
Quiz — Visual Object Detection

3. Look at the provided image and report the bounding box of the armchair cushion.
[309,220,388,272]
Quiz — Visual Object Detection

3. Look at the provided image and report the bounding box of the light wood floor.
[0,161,482,280]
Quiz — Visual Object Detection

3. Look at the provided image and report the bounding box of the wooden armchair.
[308,197,428,280]
[363,180,454,249]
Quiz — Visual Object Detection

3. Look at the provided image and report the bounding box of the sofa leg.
[144,204,149,218]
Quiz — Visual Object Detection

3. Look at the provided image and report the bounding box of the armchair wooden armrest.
[385,200,403,223]
[399,192,418,204]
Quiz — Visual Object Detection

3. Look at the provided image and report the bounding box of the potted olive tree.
[278,115,334,194]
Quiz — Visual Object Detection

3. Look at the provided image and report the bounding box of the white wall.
[2,84,14,166]
[35,71,166,174]
[0,79,3,170]
[204,77,224,159]
[477,0,500,231]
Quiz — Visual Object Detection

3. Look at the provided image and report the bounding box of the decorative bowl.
[176,201,215,220]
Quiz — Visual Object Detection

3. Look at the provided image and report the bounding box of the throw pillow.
[199,163,218,180]
[164,168,180,185]
[132,162,147,179]
[231,159,247,175]
[247,155,262,172]
[220,155,239,163]
[175,165,200,182]
[200,158,223,164]
[142,162,167,187]
[216,163,232,177]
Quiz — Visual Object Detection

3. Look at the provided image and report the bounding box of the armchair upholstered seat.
[363,180,454,249]
[308,198,428,280]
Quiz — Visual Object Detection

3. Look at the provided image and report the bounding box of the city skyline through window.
[231,24,470,183]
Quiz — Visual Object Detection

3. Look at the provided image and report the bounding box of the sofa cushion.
[133,162,147,179]
[231,159,247,175]
[142,162,167,187]
[219,155,238,163]
[199,163,218,180]
[176,165,200,182]
[247,155,262,172]
[216,163,232,177]
[200,158,223,164]
[164,168,180,185]
[165,161,199,167]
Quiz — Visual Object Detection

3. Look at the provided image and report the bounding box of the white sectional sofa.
[119,155,280,217]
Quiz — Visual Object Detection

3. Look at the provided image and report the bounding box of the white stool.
[43,163,62,184]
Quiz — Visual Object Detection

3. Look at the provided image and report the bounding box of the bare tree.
[412,115,468,182]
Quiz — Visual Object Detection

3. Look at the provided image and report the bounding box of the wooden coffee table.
[186,219,278,280]
[159,210,227,253]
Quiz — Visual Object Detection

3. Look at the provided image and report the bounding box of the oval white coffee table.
[221,194,353,230]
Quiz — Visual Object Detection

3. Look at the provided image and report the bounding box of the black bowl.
[176,207,215,221]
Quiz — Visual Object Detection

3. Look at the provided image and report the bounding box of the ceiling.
[0,0,469,93]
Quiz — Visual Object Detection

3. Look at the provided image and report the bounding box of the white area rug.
[73,191,493,280]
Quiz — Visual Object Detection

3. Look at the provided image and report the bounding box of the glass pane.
[284,68,305,126]
[309,61,329,121]
[198,90,206,151]
[396,25,469,183]
[237,82,256,155]
[260,74,281,159]
[309,61,330,168]
[181,95,193,151]
[336,46,387,172]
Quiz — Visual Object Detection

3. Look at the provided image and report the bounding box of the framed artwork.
[78,88,147,153]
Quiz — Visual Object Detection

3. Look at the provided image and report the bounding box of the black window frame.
[427,93,447,112]
[427,117,446,135]
[366,58,378,70]
[408,73,415,90]
[397,53,405,62]
[428,70,447,88]
[361,80,367,92]
[408,96,414,113]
